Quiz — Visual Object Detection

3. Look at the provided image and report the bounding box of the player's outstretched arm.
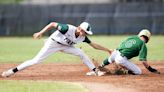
[89,42,112,54]
[142,61,160,74]
[33,22,58,39]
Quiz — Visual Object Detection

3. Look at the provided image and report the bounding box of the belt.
[116,49,126,57]
[51,38,63,45]
[120,53,125,57]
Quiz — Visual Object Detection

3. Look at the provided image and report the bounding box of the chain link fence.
[0,3,164,36]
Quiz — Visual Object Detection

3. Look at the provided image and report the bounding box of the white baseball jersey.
[8,23,96,76]
[17,24,95,70]
[50,23,91,46]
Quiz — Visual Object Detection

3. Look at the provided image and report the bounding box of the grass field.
[0,80,89,92]
[0,35,164,92]
[0,0,22,3]
[0,35,164,64]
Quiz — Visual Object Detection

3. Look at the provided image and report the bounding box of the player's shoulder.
[127,35,145,44]
[67,24,77,29]
[128,35,138,39]
[128,35,142,41]
[131,35,146,45]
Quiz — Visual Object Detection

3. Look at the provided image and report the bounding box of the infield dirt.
[0,62,164,92]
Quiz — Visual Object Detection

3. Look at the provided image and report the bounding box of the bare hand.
[108,49,113,55]
[33,32,42,39]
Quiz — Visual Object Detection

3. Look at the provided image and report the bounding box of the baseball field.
[0,35,164,92]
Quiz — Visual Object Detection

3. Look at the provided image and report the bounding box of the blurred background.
[0,0,164,36]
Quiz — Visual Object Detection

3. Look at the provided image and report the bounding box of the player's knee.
[76,51,85,58]
[115,60,121,65]
[133,69,142,75]
[115,59,124,65]
[75,49,89,60]
[115,57,126,65]
[31,58,42,65]
[78,53,86,59]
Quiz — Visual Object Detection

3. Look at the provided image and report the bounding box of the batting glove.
[147,66,160,74]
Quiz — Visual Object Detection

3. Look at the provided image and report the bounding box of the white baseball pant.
[107,50,142,75]
[17,37,95,71]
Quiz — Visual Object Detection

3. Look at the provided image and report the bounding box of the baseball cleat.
[86,70,106,76]
[86,71,96,76]
[1,69,14,77]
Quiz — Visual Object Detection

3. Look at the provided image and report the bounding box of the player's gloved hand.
[147,66,160,74]
[97,65,110,72]
[97,65,104,70]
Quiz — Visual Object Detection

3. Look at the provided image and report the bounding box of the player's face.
[77,27,87,36]
[140,36,149,43]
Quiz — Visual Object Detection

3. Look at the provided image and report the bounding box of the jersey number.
[125,39,136,48]
[64,38,75,45]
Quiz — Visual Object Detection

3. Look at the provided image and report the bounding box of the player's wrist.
[147,66,157,72]
[39,31,44,35]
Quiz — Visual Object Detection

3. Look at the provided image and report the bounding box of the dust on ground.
[0,62,164,92]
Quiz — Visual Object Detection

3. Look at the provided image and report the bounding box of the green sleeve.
[139,43,147,61]
[83,36,91,43]
[57,23,69,34]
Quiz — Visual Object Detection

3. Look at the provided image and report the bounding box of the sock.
[12,67,18,73]
[102,58,110,67]
[92,68,96,71]
[128,70,135,75]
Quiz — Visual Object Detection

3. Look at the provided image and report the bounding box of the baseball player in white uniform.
[1,22,111,77]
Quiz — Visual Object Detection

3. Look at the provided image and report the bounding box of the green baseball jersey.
[117,36,147,61]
